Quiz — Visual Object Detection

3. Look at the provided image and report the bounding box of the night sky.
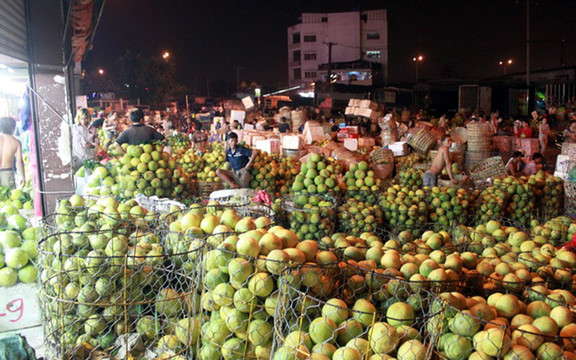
[85,0,576,93]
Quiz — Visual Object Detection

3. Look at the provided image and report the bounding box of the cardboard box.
[345,107,356,116]
[359,99,379,110]
[516,138,540,157]
[255,139,281,154]
[389,142,409,156]
[303,126,326,144]
[554,171,568,180]
[348,99,361,107]
[359,137,376,148]
[562,143,576,157]
[344,138,359,151]
[281,134,303,150]
[556,155,576,174]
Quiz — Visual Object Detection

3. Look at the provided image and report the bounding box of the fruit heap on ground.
[441,163,464,177]
[176,148,204,180]
[286,193,337,242]
[427,187,470,230]
[0,186,34,210]
[529,170,564,221]
[83,164,120,197]
[342,161,382,205]
[291,153,343,195]
[397,168,423,188]
[494,176,536,228]
[0,206,39,287]
[395,153,428,170]
[249,152,300,197]
[165,133,191,155]
[116,143,194,200]
[337,198,383,237]
[532,216,576,247]
[274,263,438,360]
[380,186,428,235]
[40,194,201,358]
[197,146,227,183]
[472,186,508,225]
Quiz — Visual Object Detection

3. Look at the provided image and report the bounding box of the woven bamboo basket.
[406,128,437,154]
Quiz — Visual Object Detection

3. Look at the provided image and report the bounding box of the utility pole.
[326,42,334,89]
[561,39,566,67]
[235,65,242,91]
[526,0,530,87]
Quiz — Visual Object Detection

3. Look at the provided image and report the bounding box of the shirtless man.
[0,117,25,187]
[424,135,457,187]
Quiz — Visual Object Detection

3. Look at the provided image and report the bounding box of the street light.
[162,51,170,60]
[499,59,513,75]
[98,68,104,75]
[413,55,424,82]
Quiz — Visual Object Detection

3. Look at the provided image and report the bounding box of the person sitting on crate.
[523,152,544,176]
[423,135,458,187]
[216,132,256,189]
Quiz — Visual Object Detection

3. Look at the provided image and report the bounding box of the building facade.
[287,9,389,87]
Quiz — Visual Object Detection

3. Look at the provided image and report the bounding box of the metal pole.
[526,0,530,86]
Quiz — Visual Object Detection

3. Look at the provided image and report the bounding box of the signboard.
[0,283,41,332]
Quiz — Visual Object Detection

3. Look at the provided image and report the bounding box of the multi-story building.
[287,9,388,87]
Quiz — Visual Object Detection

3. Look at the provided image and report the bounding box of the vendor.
[523,152,544,176]
[216,132,256,189]
[114,109,164,152]
[191,123,209,154]
[505,151,526,176]
[423,135,458,187]
[278,117,290,133]
[329,119,339,141]
[564,121,576,143]
[514,119,533,138]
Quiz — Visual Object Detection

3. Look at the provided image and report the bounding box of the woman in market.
[514,119,533,138]
[538,117,551,154]
[505,151,526,176]
[71,108,98,172]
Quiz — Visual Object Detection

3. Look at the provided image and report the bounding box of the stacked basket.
[465,123,492,171]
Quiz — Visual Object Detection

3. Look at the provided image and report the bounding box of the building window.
[321,17,328,23]
[367,32,380,40]
[293,50,301,62]
[304,71,317,79]
[304,35,316,42]
[293,33,300,44]
[304,53,317,61]
[366,50,381,59]
[361,14,368,22]
[293,68,302,80]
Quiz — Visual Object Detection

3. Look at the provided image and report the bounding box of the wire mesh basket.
[282,193,337,241]
[38,229,204,360]
[273,264,443,359]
